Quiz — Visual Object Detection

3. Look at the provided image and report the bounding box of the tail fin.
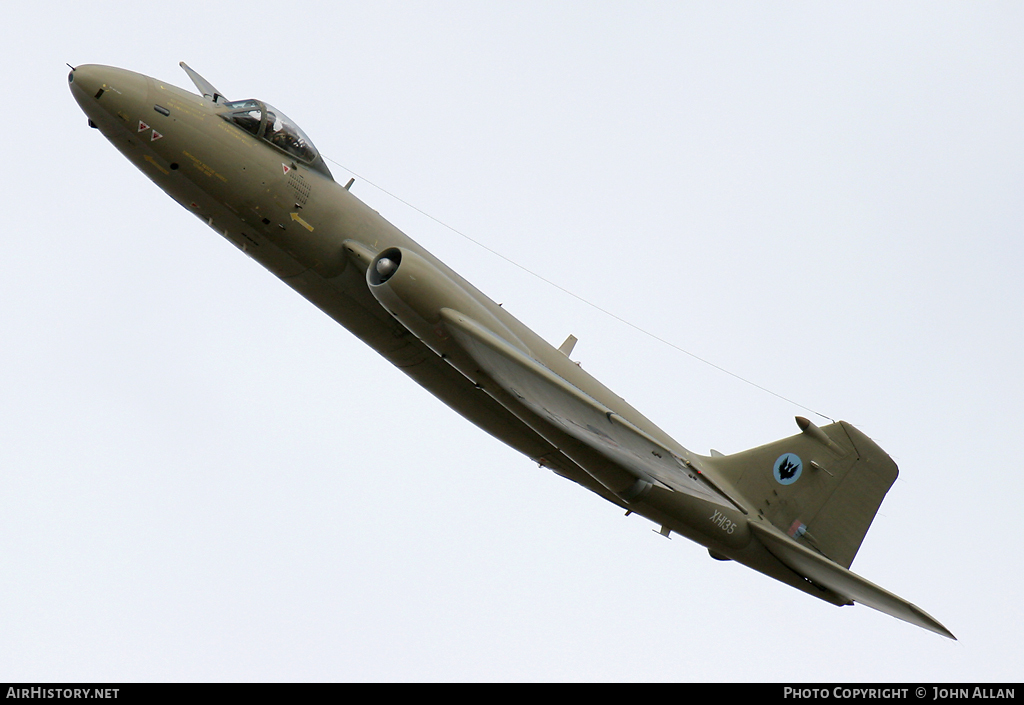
[705,417,898,569]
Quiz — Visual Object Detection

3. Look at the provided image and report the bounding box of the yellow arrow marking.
[290,212,314,232]
[143,154,169,175]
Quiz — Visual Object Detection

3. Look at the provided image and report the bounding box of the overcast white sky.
[2,1,1021,682]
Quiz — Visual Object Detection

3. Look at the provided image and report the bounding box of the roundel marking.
[773,453,803,485]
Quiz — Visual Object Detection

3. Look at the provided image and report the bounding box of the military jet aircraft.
[68,63,954,639]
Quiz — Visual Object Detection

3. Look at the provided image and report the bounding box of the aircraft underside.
[68,62,954,639]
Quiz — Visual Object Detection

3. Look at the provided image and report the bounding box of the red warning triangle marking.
[150,130,163,141]
[138,121,150,132]
[282,163,291,175]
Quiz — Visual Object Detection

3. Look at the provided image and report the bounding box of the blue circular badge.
[773,453,803,485]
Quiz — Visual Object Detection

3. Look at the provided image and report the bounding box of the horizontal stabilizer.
[750,521,955,639]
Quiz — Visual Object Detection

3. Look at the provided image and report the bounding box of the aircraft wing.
[440,308,955,639]
[439,308,735,509]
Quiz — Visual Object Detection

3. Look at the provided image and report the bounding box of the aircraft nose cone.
[68,64,151,121]
[68,64,103,104]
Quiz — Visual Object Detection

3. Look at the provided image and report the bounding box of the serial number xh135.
[69,63,953,639]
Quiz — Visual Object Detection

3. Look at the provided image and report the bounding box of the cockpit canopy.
[221,99,331,178]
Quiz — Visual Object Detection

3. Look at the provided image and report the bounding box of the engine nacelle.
[367,247,523,359]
